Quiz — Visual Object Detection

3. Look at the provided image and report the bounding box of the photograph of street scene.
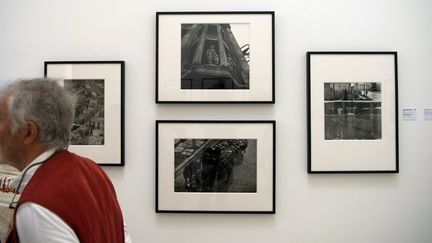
[324,82,382,140]
[64,79,105,145]
[174,139,256,193]
[181,23,250,89]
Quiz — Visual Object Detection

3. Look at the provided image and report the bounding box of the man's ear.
[23,121,39,145]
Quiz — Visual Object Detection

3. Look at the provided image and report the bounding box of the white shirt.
[10,150,132,243]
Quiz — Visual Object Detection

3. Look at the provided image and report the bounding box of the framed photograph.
[156,120,275,213]
[307,52,398,173]
[44,61,125,166]
[156,11,274,103]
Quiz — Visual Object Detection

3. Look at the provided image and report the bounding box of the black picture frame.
[156,120,276,213]
[44,61,125,166]
[307,52,398,173]
[156,11,275,103]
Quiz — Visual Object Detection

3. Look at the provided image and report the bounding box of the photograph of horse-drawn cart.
[156,120,274,213]
[174,139,256,193]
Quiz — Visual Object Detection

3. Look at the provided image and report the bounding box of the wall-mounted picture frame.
[156,120,275,213]
[156,11,275,103]
[44,61,125,166]
[307,52,398,173]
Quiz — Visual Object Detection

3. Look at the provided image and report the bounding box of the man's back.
[9,150,124,243]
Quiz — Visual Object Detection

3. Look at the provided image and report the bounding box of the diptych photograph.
[324,82,382,140]
[307,52,398,173]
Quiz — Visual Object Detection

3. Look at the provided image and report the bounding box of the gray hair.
[0,78,76,150]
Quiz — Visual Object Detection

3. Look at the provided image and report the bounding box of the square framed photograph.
[156,120,275,213]
[44,61,125,166]
[307,52,398,173]
[156,11,274,103]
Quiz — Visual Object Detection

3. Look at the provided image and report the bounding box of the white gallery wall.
[1,0,431,242]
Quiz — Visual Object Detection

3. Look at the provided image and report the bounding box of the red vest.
[7,150,124,243]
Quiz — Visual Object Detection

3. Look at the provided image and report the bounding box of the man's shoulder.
[48,150,99,168]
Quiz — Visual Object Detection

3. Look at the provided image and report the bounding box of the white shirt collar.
[10,149,57,193]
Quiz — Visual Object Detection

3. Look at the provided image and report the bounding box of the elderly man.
[0,78,129,242]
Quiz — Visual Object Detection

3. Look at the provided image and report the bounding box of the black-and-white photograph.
[174,138,256,193]
[324,82,382,140]
[64,79,105,145]
[181,23,250,89]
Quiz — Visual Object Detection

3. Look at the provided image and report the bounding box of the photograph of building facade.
[324,82,382,140]
[181,23,250,89]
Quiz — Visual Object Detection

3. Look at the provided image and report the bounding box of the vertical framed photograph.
[307,52,398,173]
[156,11,275,103]
[156,120,275,213]
[44,61,125,166]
